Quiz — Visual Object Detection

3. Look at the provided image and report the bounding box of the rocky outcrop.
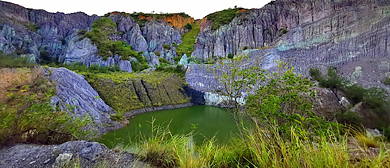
[192,0,390,89]
[47,68,120,134]
[87,72,191,114]
[0,1,99,61]
[0,1,183,68]
[163,14,194,29]
[0,141,147,168]
[141,21,182,65]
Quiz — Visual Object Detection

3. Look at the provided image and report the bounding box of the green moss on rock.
[86,72,190,113]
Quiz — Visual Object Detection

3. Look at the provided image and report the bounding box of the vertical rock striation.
[0,1,184,69]
[192,0,390,88]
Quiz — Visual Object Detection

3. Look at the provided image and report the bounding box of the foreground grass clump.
[176,21,200,57]
[121,120,390,168]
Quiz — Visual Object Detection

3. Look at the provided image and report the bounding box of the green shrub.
[39,50,51,64]
[0,52,34,68]
[77,29,87,36]
[279,28,288,36]
[158,57,170,64]
[131,61,149,72]
[162,43,171,50]
[309,68,322,81]
[174,56,181,63]
[23,22,40,32]
[383,77,390,86]
[154,51,161,56]
[242,46,249,50]
[227,53,234,59]
[319,67,344,94]
[343,84,366,104]
[363,87,389,114]
[188,57,203,64]
[110,114,125,121]
[156,65,185,77]
[184,23,192,30]
[336,111,362,126]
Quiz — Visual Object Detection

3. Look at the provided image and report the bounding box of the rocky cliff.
[192,0,390,89]
[85,72,191,115]
[47,67,120,133]
[0,1,187,69]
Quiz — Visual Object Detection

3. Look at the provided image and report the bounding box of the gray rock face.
[0,1,181,69]
[47,67,120,134]
[193,0,390,89]
[0,141,144,168]
[0,1,98,60]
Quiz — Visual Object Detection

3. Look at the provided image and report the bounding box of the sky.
[5,0,273,19]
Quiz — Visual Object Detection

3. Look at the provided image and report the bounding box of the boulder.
[47,67,120,134]
[0,141,147,168]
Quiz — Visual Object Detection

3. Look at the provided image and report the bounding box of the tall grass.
[176,21,200,57]
[121,120,390,168]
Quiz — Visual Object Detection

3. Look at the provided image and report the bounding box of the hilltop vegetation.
[206,7,246,30]
[104,11,191,27]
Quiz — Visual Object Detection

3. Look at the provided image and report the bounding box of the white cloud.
[5,0,272,19]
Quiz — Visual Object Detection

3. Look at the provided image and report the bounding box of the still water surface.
[98,105,252,148]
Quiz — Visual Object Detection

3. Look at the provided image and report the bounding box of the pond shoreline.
[123,102,194,118]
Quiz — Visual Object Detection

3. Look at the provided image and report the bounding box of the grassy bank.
[176,21,200,57]
[117,122,389,168]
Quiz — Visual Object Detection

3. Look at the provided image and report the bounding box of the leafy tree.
[343,84,366,105]
[201,55,264,146]
[246,62,340,138]
[309,68,322,81]
[227,53,234,59]
[318,67,344,101]
[383,77,390,86]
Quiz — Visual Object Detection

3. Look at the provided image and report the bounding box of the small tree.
[319,67,344,101]
[227,53,234,59]
[201,55,263,145]
[184,23,192,30]
[246,62,339,138]
[383,77,390,86]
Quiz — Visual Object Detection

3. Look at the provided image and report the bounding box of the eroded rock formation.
[192,0,390,89]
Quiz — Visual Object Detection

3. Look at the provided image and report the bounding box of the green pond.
[98,105,251,148]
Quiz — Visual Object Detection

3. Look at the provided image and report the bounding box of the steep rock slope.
[86,72,191,115]
[192,0,390,88]
[0,1,186,69]
[47,68,120,133]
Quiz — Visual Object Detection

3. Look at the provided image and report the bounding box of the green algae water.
[98,105,251,148]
